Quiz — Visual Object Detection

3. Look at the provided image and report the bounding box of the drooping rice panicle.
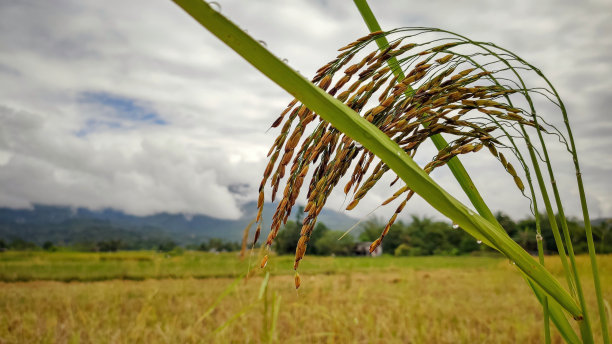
[254,30,597,316]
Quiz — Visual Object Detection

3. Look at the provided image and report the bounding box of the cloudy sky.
[0,0,610,223]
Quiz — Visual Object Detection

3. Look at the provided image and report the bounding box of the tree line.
[272,212,612,256]
[1,212,610,256]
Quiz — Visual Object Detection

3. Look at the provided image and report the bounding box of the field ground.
[0,251,610,343]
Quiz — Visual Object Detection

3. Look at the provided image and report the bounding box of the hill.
[0,203,358,248]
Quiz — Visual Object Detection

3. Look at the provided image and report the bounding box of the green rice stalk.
[459,40,593,341]
[511,54,610,344]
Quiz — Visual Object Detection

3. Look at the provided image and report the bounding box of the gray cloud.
[0,0,610,221]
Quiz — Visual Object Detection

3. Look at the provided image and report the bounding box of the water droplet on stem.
[208,1,221,12]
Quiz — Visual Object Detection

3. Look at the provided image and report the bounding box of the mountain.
[0,203,358,247]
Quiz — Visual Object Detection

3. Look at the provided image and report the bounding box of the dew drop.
[452,222,459,229]
[535,233,543,241]
[208,1,221,12]
[258,40,267,47]
[467,210,475,216]
[282,58,289,63]
[476,240,482,244]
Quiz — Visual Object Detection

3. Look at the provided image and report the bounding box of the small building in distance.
[354,242,382,257]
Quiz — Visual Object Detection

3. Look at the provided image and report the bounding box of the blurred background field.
[0,252,609,343]
[0,250,503,282]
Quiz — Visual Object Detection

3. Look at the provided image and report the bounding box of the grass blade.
[196,272,245,323]
[258,271,270,301]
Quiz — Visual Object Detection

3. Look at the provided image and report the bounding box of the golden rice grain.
[294,272,301,289]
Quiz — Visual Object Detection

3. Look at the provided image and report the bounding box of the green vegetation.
[2,212,611,258]
[0,250,504,282]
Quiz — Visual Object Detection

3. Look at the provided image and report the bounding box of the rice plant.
[172,1,609,342]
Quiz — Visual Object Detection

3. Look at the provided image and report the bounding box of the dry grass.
[0,254,609,343]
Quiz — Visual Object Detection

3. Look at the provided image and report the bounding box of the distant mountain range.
[0,203,358,247]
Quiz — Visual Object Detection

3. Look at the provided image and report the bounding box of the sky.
[0,0,610,223]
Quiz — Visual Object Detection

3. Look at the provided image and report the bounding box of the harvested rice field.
[0,252,610,343]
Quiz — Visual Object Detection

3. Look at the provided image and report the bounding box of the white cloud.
[0,0,610,221]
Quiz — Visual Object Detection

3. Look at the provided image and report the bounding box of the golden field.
[0,252,609,343]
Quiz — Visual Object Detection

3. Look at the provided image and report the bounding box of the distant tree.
[42,241,57,251]
[0,239,7,251]
[593,220,612,253]
[517,213,591,254]
[198,238,240,252]
[307,222,330,255]
[394,243,423,256]
[358,217,384,242]
[496,212,519,238]
[358,217,403,253]
[273,221,301,254]
[157,240,177,252]
[270,220,331,255]
[295,205,305,227]
[207,238,224,251]
[515,227,538,253]
[313,230,355,256]
[9,238,37,251]
[222,241,240,251]
[97,240,121,252]
[566,216,587,253]
[458,233,481,253]
[395,215,478,255]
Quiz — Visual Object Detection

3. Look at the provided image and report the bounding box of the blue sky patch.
[77,92,167,135]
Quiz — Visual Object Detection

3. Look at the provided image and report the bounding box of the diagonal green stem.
[171,0,581,318]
